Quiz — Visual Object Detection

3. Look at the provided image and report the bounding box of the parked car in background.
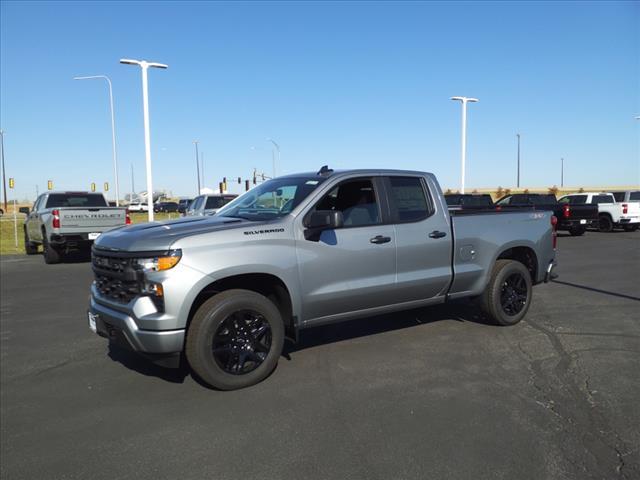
[445,193,494,208]
[611,191,640,204]
[496,193,598,236]
[21,191,129,263]
[558,192,640,232]
[177,198,193,214]
[154,201,179,213]
[185,193,238,216]
[128,202,150,212]
[88,167,557,390]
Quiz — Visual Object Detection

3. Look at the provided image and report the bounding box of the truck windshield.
[45,193,108,208]
[216,177,326,221]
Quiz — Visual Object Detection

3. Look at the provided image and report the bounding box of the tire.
[623,225,639,232]
[186,289,285,390]
[24,228,38,255]
[569,227,586,236]
[481,259,532,326]
[42,234,61,264]
[598,215,613,233]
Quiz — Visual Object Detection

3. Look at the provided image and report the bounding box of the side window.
[32,196,43,211]
[571,195,587,204]
[191,196,204,211]
[314,178,380,227]
[557,196,569,204]
[612,192,625,202]
[591,195,614,205]
[496,196,511,206]
[630,192,640,201]
[387,176,432,222]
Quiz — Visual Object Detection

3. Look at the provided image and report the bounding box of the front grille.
[92,253,142,304]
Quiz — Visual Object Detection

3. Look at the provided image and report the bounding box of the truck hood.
[94,216,248,253]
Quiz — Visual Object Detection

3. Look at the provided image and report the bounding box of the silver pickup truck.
[88,168,557,390]
[22,192,129,263]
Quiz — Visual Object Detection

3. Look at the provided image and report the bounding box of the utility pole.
[561,158,564,187]
[201,151,205,188]
[516,133,521,188]
[1,130,7,212]
[130,163,135,201]
[194,141,201,194]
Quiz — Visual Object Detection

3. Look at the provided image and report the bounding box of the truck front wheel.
[186,289,285,390]
[481,260,532,326]
[598,215,613,233]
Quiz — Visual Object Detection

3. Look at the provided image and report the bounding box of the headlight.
[135,249,182,272]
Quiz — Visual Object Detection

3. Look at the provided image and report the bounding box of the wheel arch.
[496,245,538,283]
[185,273,296,341]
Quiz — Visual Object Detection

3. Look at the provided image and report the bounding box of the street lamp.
[0,130,7,212]
[516,133,521,189]
[450,96,478,194]
[120,58,168,221]
[561,158,564,187]
[193,141,201,194]
[267,138,280,178]
[74,75,120,206]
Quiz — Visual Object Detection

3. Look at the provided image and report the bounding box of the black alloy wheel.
[212,310,272,375]
[500,273,528,316]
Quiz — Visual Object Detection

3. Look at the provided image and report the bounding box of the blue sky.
[1,0,638,201]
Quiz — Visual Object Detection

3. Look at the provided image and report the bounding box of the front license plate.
[88,311,97,333]
[580,219,587,224]
[88,232,100,240]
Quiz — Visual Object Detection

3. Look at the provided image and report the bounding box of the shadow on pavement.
[107,344,189,384]
[552,279,640,302]
[285,300,490,355]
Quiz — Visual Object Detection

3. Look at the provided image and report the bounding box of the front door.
[295,177,397,323]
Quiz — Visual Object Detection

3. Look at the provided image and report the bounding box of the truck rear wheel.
[623,225,638,232]
[481,260,532,326]
[24,228,38,255]
[186,289,284,390]
[42,235,61,264]
[598,215,613,233]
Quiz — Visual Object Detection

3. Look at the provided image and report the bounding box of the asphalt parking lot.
[1,231,639,480]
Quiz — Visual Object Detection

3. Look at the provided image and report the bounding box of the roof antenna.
[317,165,333,175]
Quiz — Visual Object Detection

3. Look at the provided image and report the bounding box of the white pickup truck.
[22,192,130,263]
[558,192,640,232]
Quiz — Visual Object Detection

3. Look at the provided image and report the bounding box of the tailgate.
[58,208,126,231]
[569,205,598,220]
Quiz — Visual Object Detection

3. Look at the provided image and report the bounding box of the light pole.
[120,58,168,222]
[561,158,564,187]
[194,141,201,194]
[0,130,7,212]
[201,151,205,188]
[516,133,521,189]
[450,96,478,194]
[74,75,120,206]
[267,138,280,178]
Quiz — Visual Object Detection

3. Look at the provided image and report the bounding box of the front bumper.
[89,294,185,359]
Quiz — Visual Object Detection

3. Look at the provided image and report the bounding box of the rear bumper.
[544,260,558,283]
[88,295,185,365]
[557,219,597,230]
[50,233,95,246]
[617,217,639,225]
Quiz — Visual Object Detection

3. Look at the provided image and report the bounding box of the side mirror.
[304,210,343,241]
[19,207,30,215]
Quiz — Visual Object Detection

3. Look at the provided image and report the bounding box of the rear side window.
[45,193,107,208]
[629,192,640,201]
[530,195,557,205]
[591,195,614,204]
[388,176,431,222]
[463,195,493,206]
[560,195,587,205]
[612,192,625,202]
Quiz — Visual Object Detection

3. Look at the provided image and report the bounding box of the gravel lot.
[1,231,639,480]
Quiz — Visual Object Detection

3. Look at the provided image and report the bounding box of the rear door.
[27,195,45,241]
[295,176,397,322]
[386,175,452,303]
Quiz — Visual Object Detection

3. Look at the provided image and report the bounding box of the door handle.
[370,235,392,244]
[428,230,447,239]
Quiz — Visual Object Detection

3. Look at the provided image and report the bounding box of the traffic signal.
[47,180,53,190]
[253,174,257,185]
[245,180,250,191]
[104,182,109,192]
[8,178,14,189]
[219,182,224,193]
[91,182,96,192]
